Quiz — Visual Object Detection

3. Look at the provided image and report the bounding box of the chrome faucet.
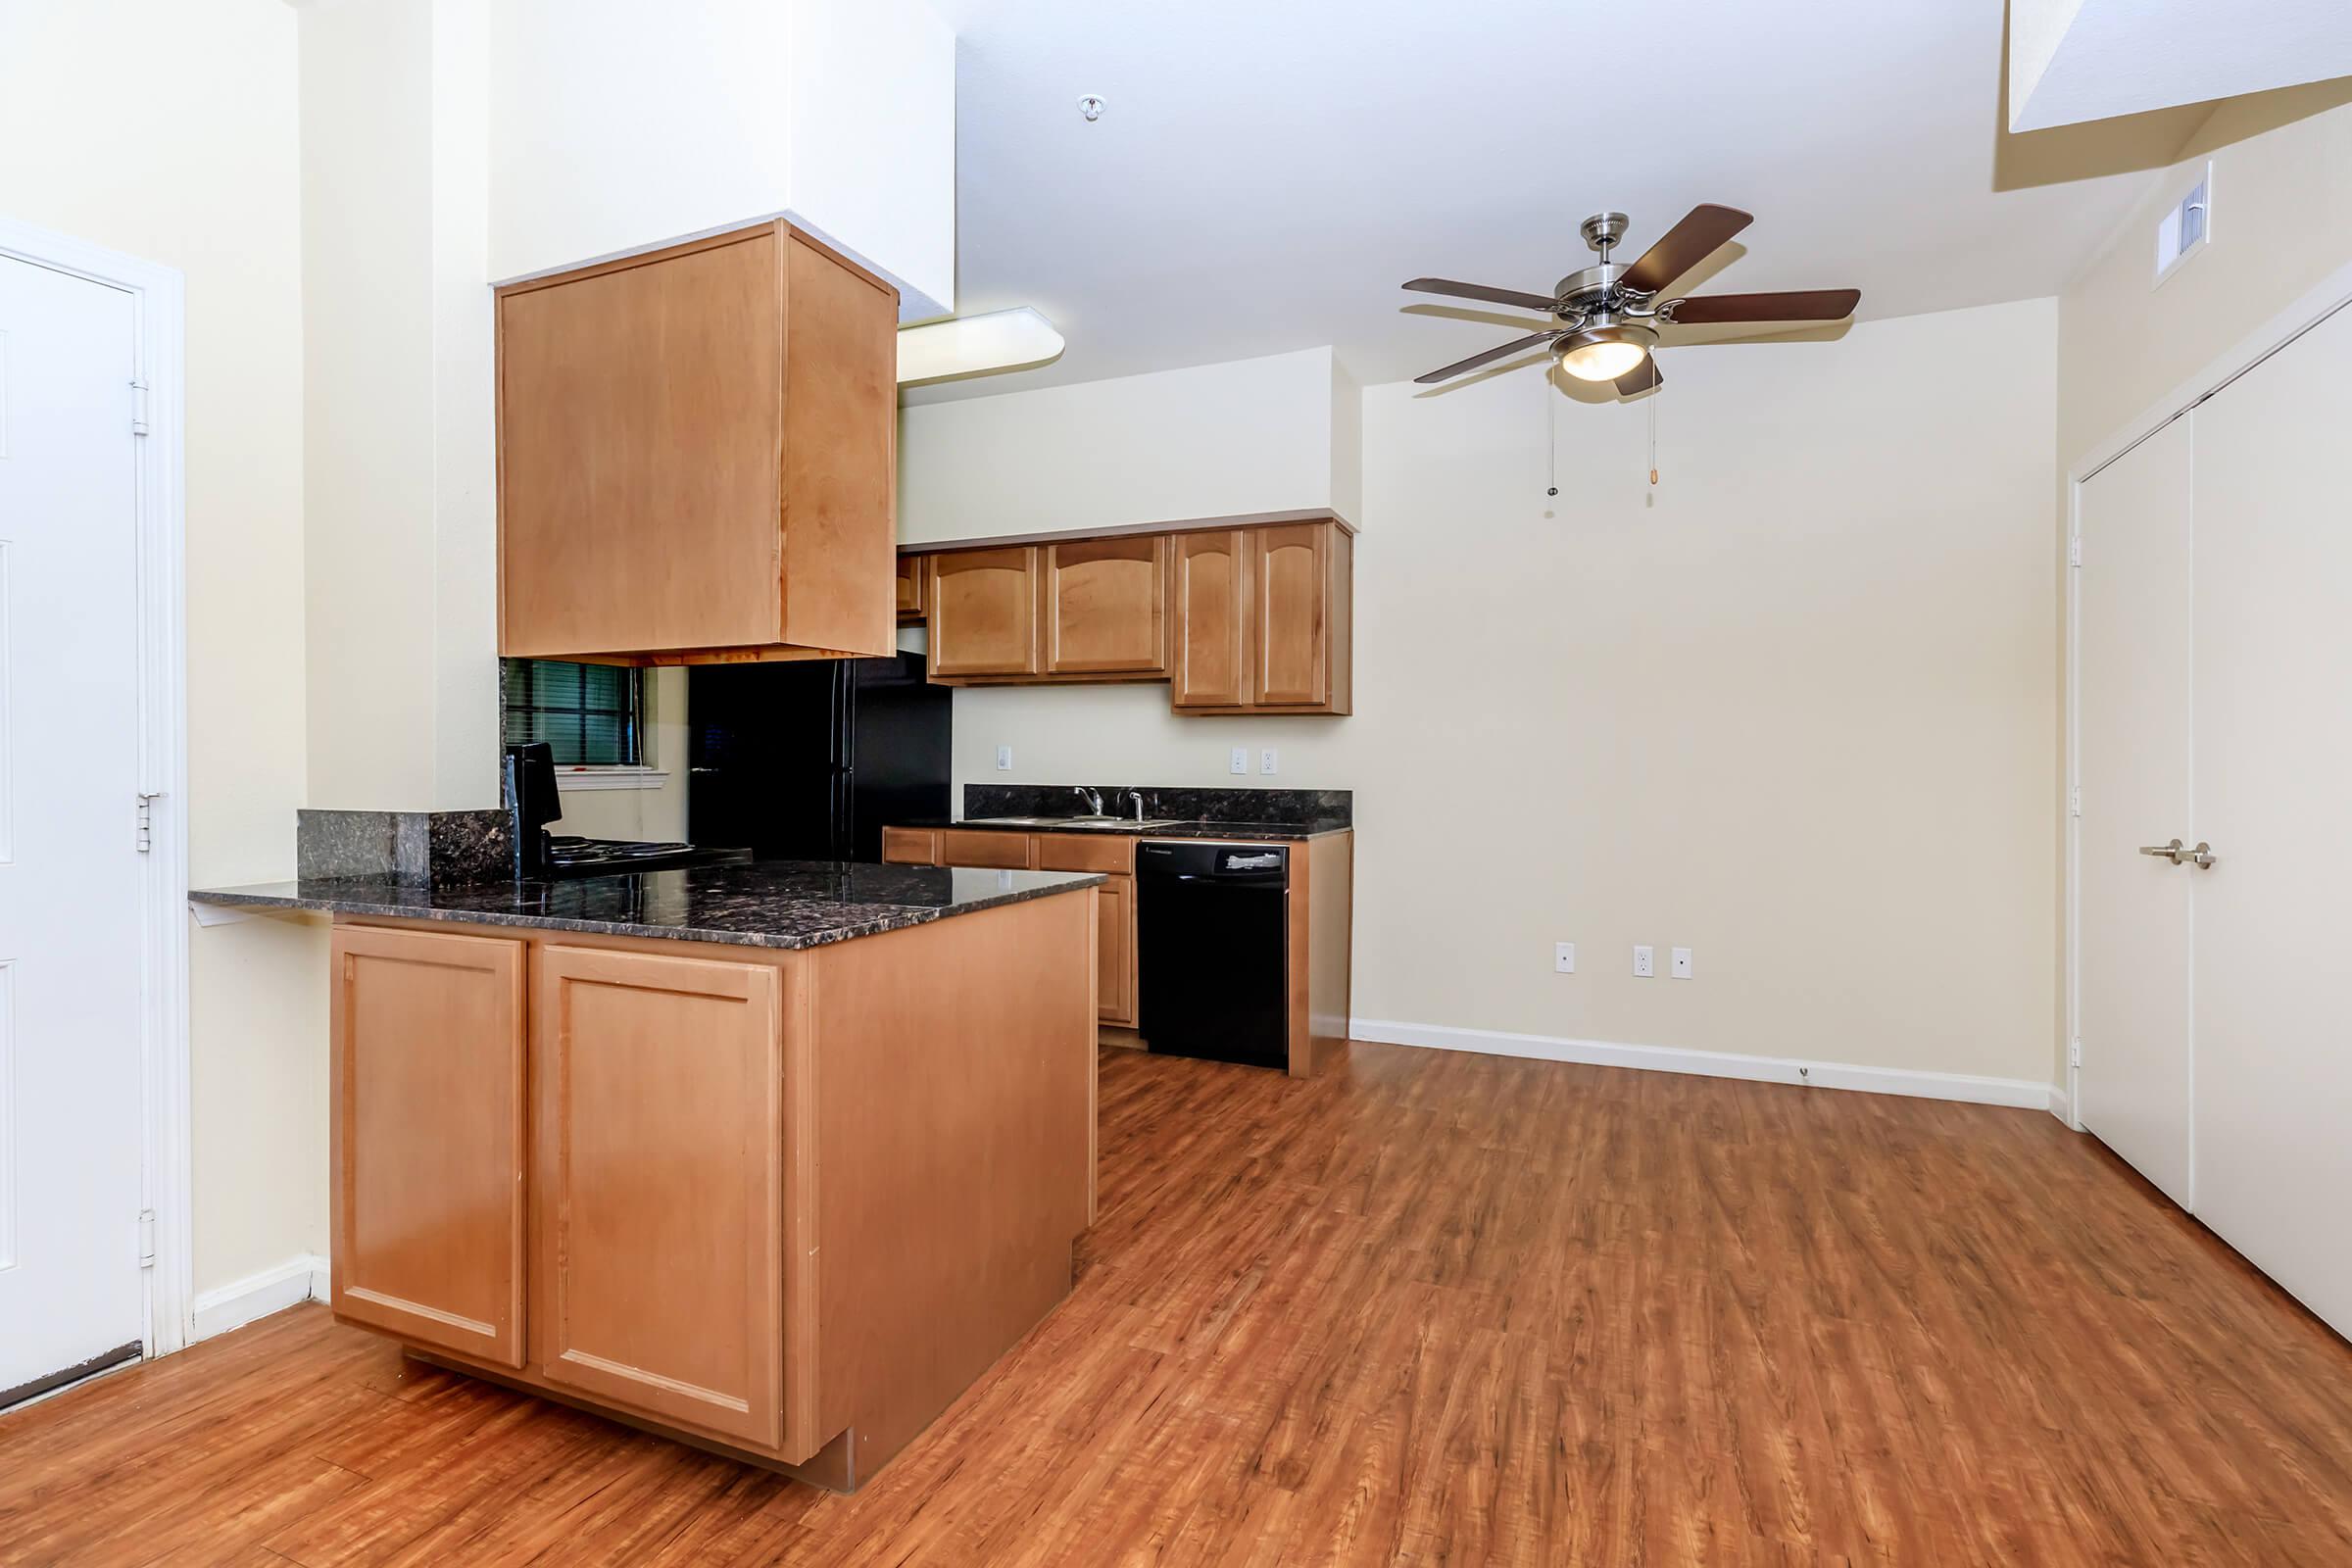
[1072,785,1103,815]
[1121,788,1149,822]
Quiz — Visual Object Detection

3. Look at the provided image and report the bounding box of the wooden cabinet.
[1040,535,1168,676]
[532,946,786,1448]
[330,926,527,1368]
[927,548,1040,677]
[1034,834,1138,1027]
[1173,520,1352,714]
[496,221,899,664]
[895,554,927,625]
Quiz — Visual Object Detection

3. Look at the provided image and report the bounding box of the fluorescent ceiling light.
[897,307,1065,386]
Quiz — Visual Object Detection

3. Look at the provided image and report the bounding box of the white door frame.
[0,218,191,1360]
[2063,257,2352,1134]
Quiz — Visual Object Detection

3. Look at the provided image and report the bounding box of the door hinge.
[134,791,162,853]
[2069,1038,2082,1068]
[130,379,151,437]
[138,1208,156,1267]
[2070,784,2082,817]
[2068,536,2082,567]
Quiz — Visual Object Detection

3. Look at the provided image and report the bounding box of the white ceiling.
[911,0,2204,401]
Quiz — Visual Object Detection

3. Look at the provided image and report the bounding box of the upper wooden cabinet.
[895,553,927,625]
[928,548,1041,677]
[1174,519,1352,715]
[1041,535,1169,677]
[497,221,899,664]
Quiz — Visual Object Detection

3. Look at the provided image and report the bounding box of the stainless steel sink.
[964,815,1191,831]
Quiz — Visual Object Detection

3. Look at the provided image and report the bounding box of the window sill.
[553,768,670,793]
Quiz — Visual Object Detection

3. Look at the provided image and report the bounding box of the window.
[500,659,644,766]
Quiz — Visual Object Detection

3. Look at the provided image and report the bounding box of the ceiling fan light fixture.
[1555,325,1654,383]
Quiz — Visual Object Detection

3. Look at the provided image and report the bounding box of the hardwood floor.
[8,1043,2352,1565]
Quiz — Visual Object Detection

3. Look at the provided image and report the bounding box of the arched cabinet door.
[1171,529,1250,709]
[927,547,1041,677]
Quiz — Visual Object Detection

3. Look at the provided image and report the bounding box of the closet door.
[2076,416,2196,1207]
[2188,304,2352,1339]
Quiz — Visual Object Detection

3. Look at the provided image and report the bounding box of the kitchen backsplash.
[296,808,513,888]
[962,785,1349,830]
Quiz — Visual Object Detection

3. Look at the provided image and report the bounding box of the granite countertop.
[903,817,1352,842]
[188,859,1104,951]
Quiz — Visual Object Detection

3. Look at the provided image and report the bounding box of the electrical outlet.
[1229,747,1249,775]
[1260,748,1279,775]
[1554,942,1576,974]
[1633,945,1654,978]
[1671,947,1693,979]
[996,745,1012,771]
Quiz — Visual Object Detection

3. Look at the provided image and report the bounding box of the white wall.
[488,0,955,318]
[949,302,2061,1087]
[0,0,326,1293]
[899,347,1362,545]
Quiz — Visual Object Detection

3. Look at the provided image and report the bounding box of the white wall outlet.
[1229,746,1249,775]
[1671,947,1693,979]
[1259,747,1278,775]
[1554,941,1576,974]
[1633,945,1655,978]
[996,745,1012,771]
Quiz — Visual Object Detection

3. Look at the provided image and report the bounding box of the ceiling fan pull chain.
[1544,368,1559,500]
[1648,379,1660,487]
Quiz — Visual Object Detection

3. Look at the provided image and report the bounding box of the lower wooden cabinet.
[1094,874,1135,1025]
[894,829,1138,1028]
[936,827,1035,868]
[879,825,939,864]
[532,945,786,1448]
[330,925,527,1368]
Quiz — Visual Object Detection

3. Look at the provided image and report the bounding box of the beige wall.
[951,301,2062,1086]
[0,0,326,1291]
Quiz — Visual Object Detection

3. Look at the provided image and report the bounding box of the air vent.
[2155,164,2212,285]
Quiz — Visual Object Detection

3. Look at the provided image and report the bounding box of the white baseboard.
[189,1251,329,1343]
[2047,1081,2075,1124]
[1349,1018,2061,1112]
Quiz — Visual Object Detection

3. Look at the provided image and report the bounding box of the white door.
[2188,303,2352,1340]
[2076,416,2196,1207]
[0,255,149,1400]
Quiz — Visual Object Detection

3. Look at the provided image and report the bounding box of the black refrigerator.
[688,653,951,864]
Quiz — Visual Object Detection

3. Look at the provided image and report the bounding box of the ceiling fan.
[1403,205,1859,393]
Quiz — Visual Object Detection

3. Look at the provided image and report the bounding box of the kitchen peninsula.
[189,860,1102,1491]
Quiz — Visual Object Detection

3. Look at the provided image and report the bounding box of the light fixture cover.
[897,307,1065,385]
[1555,325,1654,383]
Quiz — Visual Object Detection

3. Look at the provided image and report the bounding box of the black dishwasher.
[1137,841,1289,1068]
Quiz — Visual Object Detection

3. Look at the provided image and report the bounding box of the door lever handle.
[2138,838,2218,867]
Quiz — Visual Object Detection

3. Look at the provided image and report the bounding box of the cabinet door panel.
[1096,875,1135,1025]
[1171,530,1250,708]
[880,825,939,865]
[1042,536,1167,675]
[895,554,926,623]
[331,926,527,1368]
[1252,523,1330,708]
[499,231,782,657]
[929,548,1041,676]
[534,946,784,1447]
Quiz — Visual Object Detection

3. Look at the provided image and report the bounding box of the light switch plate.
[1229,747,1249,775]
[996,745,1012,771]
[1671,947,1693,979]
[1260,748,1279,775]
[1633,945,1654,978]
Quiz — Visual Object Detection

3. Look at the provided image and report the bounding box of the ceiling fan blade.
[1402,276,1561,313]
[1615,358,1663,396]
[1664,288,1860,324]
[1619,204,1754,297]
[1413,330,1558,385]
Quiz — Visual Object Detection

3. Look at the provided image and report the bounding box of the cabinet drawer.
[880,826,939,865]
[1033,834,1137,874]
[936,828,1035,868]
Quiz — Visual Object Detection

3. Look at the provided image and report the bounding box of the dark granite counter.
[901,817,1351,843]
[188,859,1104,951]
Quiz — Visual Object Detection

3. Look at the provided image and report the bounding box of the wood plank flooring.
[8,1043,2352,1565]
